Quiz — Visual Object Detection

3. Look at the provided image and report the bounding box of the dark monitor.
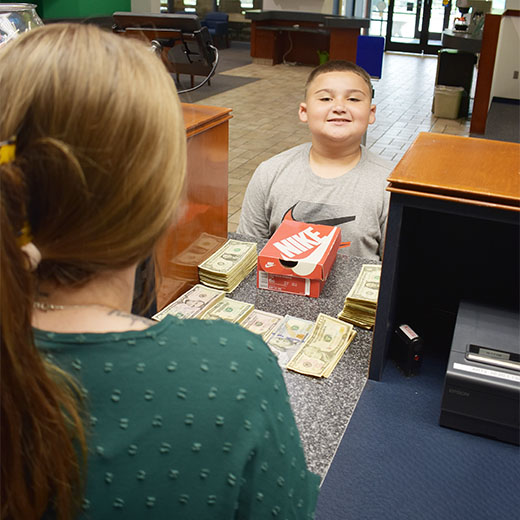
[113,12,201,32]
[112,12,217,80]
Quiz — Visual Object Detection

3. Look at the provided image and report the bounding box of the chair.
[201,12,229,48]
[112,12,217,89]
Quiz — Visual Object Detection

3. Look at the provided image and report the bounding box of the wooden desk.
[370,133,520,380]
[154,103,232,310]
[246,11,369,66]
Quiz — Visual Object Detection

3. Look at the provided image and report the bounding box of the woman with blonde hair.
[0,24,319,520]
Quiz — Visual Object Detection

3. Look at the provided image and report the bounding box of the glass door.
[369,0,459,54]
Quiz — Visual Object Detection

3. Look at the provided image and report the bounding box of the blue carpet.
[316,356,520,520]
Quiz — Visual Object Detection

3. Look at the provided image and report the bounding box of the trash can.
[317,50,329,65]
[435,49,477,118]
[433,86,464,119]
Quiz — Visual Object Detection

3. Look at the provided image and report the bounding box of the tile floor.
[193,52,473,232]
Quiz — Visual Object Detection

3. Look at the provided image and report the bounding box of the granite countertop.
[442,29,482,53]
[245,10,370,29]
[229,234,378,479]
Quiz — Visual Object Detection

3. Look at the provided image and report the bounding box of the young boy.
[237,60,393,260]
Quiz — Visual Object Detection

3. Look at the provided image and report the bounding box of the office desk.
[231,234,378,477]
[370,133,520,380]
[154,104,231,310]
[442,29,482,53]
[246,10,369,66]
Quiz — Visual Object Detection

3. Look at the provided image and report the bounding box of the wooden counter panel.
[329,28,359,62]
[182,103,232,136]
[387,186,520,212]
[470,13,502,135]
[250,18,358,66]
[154,103,231,309]
[250,22,279,61]
[279,31,330,66]
[388,133,520,207]
[251,20,329,65]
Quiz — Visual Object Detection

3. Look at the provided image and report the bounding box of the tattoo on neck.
[107,309,152,325]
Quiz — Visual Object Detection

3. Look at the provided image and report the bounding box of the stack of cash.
[337,264,381,329]
[286,314,356,378]
[198,239,257,292]
[265,315,315,368]
[152,284,225,321]
[198,297,254,323]
[240,309,284,340]
[170,232,227,282]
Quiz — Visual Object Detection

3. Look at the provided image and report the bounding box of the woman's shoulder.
[35,316,280,380]
[159,317,280,373]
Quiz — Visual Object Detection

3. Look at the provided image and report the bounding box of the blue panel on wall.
[356,35,385,79]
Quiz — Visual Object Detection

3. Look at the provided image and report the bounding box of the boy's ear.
[299,102,308,123]
[368,104,376,125]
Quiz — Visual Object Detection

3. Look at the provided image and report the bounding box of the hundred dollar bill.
[240,309,284,339]
[198,297,254,323]
[199,239,257,275]
[346,264,381,305]
[266,315,315,368]
[286,313,354,377]
[152,284,225,321]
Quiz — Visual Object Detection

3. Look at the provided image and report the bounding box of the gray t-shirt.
[237,143,393,260]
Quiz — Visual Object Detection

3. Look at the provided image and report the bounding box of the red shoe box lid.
[257,221,341,297]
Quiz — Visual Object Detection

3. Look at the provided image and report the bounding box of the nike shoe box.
[257,221,341,298]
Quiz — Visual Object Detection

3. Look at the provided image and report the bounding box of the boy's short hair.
[304,60,373,98]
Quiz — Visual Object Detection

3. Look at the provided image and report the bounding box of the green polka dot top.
[35,316,320,519]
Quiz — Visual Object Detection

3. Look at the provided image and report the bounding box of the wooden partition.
[469,13,502,135]
[154,103,232,310]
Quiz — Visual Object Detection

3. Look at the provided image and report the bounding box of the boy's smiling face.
[299,70,376,148]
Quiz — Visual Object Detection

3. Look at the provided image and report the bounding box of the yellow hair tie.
[17,220,33,247]
[0,136,16,165]
[0,138,34,250]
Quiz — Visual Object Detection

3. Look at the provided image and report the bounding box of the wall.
[131,0,161,12]
[489,10,520,100]
[37,0,131,18]
[262,0,335,13]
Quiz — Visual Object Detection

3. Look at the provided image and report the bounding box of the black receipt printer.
[440,300,520,445]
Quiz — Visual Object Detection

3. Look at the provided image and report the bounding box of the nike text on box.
[257,221,341,297]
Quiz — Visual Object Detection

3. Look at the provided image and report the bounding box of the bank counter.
[371,133,520,381]
[246,10,369,66]
[229,234,378,478]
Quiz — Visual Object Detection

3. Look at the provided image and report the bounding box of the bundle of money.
[198,297,254,324]
[265,315,315,368]
[170,232,227,281]
[198,239,257,292]
[286,314,356,378]
[240,309,284,340]
[337,264,381,329]
[152,284,225,321]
